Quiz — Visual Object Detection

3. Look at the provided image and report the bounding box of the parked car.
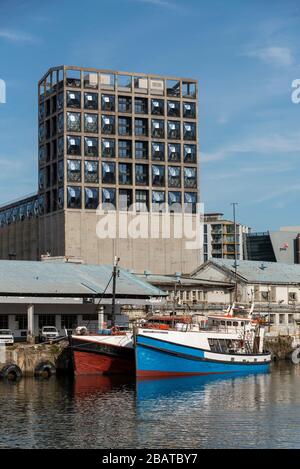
[39,326,59,343]
[0,329,14,346]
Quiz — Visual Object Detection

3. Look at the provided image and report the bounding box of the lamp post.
[231,202,238,302]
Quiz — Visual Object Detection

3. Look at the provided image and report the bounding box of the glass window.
[58,160,64,183]
[136,190,149,211]
[84,92,98,110]
[167,100,180,117]
[152,165,165,186]
[67,136,81,156]
[152,142,165,161]
[61,315,78,329]
[184,192,197,213]
[84,137,98,157]
[118,140,132,158]
[151,119,164,138]
[100,73,115,89]
[39,169,45,190]
[135,141,148,159]
[39,123,45,143]
[151,99,164,115]
[84,160,99,183]
[152,190,165,210]
[85,187,99,209]
[84,71,98,89]
[67,160,81,182]
[84,113,98,133]
[119,163,132,185]
[168,143,181,162]
[168,191,181,209]
[118,116,132,136]
[183,122,196,140]
[102,138,115,158]
[182,81,196,98]
[67,186,81,208]
[184,167,197,188]
[118,74,132,91]
[39,145,46,163]
[167,79,180,97]
[168,166,181,188]
[135,97,148,114]
[102,188,116,208]
[102,162,116,184]
[135,118,148,137]
[183,101,196,118]
[102,115,115,135]
[67,112,81,132]
[57,113,64,134]
[184,144,197,163]
[118,96,132,113]
[39,314,56,329]
[102,94,115,111]
[57,92,64,111]
[66,69,81,88]
[66,90,81,108]
[39,101,45,121]
[167,120,180,139]
[135,164,148,185]
[119,189,132,210]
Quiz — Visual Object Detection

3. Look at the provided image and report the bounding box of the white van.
[0,329,14,345]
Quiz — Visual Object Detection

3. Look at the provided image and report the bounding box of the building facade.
[0,66,202,273]
[244,228,300,264]
[203,213,249,262]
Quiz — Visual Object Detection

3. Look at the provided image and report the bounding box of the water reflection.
[0,363,300,448]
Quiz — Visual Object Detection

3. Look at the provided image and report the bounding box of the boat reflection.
[73,374,135,398]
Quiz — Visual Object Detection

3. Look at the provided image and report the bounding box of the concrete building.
[0,258,165,341]
[244,227,300,264]
[193,259,300,334]
[0,65,202,274]
[203,213,250,262]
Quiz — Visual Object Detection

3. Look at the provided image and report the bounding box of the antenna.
[231,202,238,302]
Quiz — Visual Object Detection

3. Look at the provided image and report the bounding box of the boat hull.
[71,336,135,376]
[136,334,271,377]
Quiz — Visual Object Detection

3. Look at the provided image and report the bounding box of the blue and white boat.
[135,312,271,377]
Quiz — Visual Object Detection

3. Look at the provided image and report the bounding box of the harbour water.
[0,362,300,449]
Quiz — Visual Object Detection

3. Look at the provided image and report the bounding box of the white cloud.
[134,0,180,9]
[245,46,293,67]
[0,29,36,43]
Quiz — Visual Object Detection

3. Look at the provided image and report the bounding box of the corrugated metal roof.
[136,273,232,287]
[210,259,300,284]
[0,260,166,297]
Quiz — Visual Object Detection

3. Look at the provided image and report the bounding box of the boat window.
[233,321,238,326]
[241,322,244,326]
[227,321,232,326]
[221,321,226,326]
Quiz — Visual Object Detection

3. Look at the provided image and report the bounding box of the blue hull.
[136,335,270,377]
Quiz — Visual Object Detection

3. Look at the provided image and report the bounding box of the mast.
[111,256,120,327]
[231,202,238,303]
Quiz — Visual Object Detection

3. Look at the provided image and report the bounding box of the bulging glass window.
[85,161,99,183]
[151,119,164,138]
[58,160,64,183]
[167,121,180,139]
[184,167,197,188]
[6,209,12,225]
[184,192,197,213]
[101,115,115,135]
[57,136,64,158]
[58,187,64,209]
[38,195,45,215]
[152,142,165,161]
[151,99,164,115]
[183,122,196,140]
[168,191,181,208]
[168,166,181,188]
[67,136,81,156]
[39,123,45,143]
[33,199,39,217]
[0,212,5,228]
[26,202,34,219]
[84,113,98,133]
[57,92,64,111]
[102,138,115,158]
[85,187,99,209]
[84,92,98,110]
[168,143,181,162]
[67,112,81,132]
[102,162,116,184]
[184,144,197,163]
[12,206,19,223]
[84,137,98,157]
[19,204,26,221]
[66,90,81,108]
[119,163,132,185]
[183,101,196,118]
[152,190,165,210]
[67,160,81,182]
[39,169,46,190]
[102,188,116,207]
[167,101,180,117]
[102,94,115,112]
[152,165,165,186]
[135,164,148,185]
[39,102,45,121]
[67,186,82,209]
[39,146,46,163]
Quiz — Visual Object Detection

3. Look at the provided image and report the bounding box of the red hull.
[74,350,134,376]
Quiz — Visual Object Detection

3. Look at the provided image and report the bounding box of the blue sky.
[0,0,299,230]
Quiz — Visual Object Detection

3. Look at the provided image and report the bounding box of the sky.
[0,0,300,231]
